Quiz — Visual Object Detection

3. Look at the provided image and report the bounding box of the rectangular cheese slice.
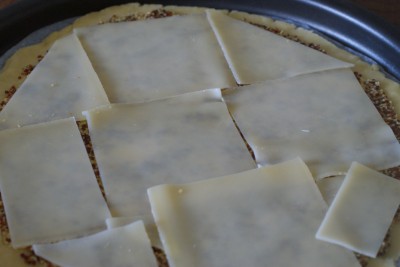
[316,162,400,257]
[223,68,400,178]
[75,14,235,103]
[148,158,360,267]
[0,117,110,248]
[33,221,158,267]
[83,90,255,245]
[0,33,109,130]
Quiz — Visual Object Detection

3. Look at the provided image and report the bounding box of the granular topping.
[99,9,173,24]
[253,23,327,54]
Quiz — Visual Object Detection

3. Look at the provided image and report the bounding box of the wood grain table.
[0,0,399,29]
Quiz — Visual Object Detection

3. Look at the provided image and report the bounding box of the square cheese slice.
[0,117,110,248]
[33,221,158,267]
[75,14,235,103]
[0,34,109,130]
[316,162,400,258]
[207,10,352,84]
[83,90,255,243]
[223,68,400,178]
[148,158,360,267]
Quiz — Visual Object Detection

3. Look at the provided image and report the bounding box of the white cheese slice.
[0,34,109,130]
[75,14,236,103]
[33,221,158,267]
[148,158,360,267]
[316,162,400,258]
[0,117,110,248]
[206,10,353,84]
[83,90,255,245]
[316,176,345,205]
[223,68,400,178]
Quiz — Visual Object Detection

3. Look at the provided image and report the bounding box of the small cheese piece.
[316,176,345,205]
[316,162,400,258]
[0,118,110,248]
[75,14,235,103]
[148,158,360,267]
[0,34,109,130]
[84,90,255,244]
[223,68,400,178]
[33,221,158,267]
[207,10,352,84]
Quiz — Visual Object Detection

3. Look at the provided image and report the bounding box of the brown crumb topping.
[99,9,173,24]
[153,247,169,267]
[253,23,327,53]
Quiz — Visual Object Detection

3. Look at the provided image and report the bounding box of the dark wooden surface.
[0,0,399,28]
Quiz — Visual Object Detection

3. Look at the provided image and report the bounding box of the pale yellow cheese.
[207,10,353,84]
[75,14,235,103]
[0,118,110,248]
[0,34,109,130]
[83,90,255,246]
[148,158,360,267]
[316,162,400,258]
[224,68,400,178]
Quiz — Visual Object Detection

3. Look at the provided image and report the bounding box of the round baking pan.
[0,0,400,80]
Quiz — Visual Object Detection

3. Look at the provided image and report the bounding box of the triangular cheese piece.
[316,162,400,258]
[148,158,360,267]
[33,221,158,267]
[75,14,236,103]
[0,118,110,248]
[223,68,400,178]
[0,34,109,130]
[207,10,353,84]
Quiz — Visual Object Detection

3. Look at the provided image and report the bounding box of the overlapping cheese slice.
[83,90,255,241]
[207,10,353,84]
[223,68,400,178]
[0,34,109,130]
[33,221,158,267]
[75,14,236,103]
[148,158,360,267]
[0,117,110,248]
[316,162,400,258]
